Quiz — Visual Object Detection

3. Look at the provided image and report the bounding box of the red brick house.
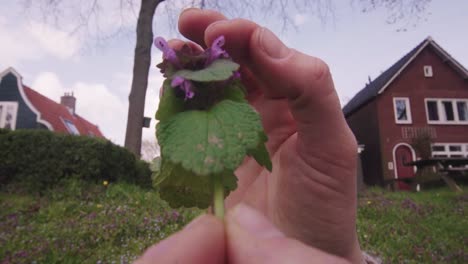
[0,67,104,138]
[343,37,468,188]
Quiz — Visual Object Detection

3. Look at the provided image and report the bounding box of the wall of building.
[377,45,468,181]
[0,73,40,129]
[346,100,384,186]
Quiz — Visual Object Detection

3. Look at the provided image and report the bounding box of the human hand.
[175,9,363,263]
[135,205,350,263]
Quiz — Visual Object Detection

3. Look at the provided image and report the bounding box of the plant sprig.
[152,36,272,218]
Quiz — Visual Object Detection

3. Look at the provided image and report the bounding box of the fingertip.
[167,38,204,53]
[204,18,259,63]
[178,9,227,47]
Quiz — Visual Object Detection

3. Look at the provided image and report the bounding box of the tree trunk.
[124,0,161,157]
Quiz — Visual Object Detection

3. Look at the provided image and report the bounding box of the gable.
[384,45,468,95]
[343,37,468,117]
[0,69,53,130]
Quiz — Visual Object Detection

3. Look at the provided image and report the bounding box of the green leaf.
[155,159,237,208]
[157,100,269,176]
[155,80,184,122]
[172,59,239,82]
[248,132,272,172]
[223,80,247,103]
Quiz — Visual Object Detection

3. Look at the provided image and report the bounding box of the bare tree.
[21,0,432,157]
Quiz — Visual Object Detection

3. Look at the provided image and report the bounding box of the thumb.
[225,204,350,264]
[134,214,225,264]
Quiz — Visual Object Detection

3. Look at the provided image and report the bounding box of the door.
[394,144,415,190]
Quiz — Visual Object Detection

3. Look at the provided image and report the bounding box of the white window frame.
[431,143,468,158]
[425,98,468,125]
[61,118,80,135]
[0,101,19,130]
[423,65,433,77]
[393,97,412,124]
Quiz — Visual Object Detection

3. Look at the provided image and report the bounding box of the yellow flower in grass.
[103,180,109,186]
[367,200,372,205]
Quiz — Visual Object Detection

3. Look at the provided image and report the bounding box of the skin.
[137,9,363,264]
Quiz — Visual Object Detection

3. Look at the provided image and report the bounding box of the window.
[427,101,439,121]
[0,102,18,130]
[442,101,454,121]
[425,99,468,124]
[432,143,468,158]
[63,119,80,135]
[457,101,468,121]
[432,145,445,152]
[423,65,433,77]
[393,97,412,124]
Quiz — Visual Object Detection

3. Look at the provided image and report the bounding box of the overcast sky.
[1,0,467,145]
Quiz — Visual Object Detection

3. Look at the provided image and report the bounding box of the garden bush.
[0,129,151,192]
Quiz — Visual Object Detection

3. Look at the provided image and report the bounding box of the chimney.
[60,92,76,114]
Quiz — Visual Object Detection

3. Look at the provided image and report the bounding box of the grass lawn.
[0,180,201,263]
[358,187,467,263]
[1,181,466,263]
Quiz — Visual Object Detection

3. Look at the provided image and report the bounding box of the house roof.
[343,37,468,117]
[23,86,104,138]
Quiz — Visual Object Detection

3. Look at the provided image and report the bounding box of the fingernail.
[258,27,290,59]
[230,203,284,239]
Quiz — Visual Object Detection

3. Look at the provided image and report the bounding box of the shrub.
[0,129,151,192]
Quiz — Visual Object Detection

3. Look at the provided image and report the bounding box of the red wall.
[376,45,468,181]
[346,100,383,185]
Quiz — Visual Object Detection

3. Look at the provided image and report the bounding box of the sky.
[0,0,467,146]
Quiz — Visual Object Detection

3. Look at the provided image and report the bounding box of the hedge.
[0,129,151,192]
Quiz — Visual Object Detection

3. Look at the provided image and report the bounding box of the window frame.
[425,98,468,125]
[0,101,19,130]
[431,143,468,158]
[393,97,412,124]
[423,65,433,77]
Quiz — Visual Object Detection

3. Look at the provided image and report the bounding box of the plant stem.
[213,176,224,219]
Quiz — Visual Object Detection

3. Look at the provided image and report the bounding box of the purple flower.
[155,35,239,102]
[206,36,229,65]
[233,71,241,80]
[154,37,179,66]
[171,76,194,100]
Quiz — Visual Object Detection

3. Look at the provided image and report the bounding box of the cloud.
[0,16,42,69]
[294,14,308,26]
[0,15,81,71]
[73,82,127,144]
[27,22,81,59]
[31,72,65,100]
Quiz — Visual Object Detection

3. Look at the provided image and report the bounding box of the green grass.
[1,180,466,263]
[357,187,467,263]
[0,180,201,263]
